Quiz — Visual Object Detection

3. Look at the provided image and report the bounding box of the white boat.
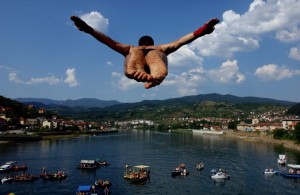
[1,176,13,183]
[278,154,287,165]
[0,164,12,173]
[210,169,230,179]
[263,168,279,175]
[192,129,224,135]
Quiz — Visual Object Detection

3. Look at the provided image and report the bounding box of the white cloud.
[8,72,24,84]
[8,72,61,85]
[168,46,203,67]
[111,71,121,77]
[208,60,246,84]
[111,71,140,90]
[189,0,300,58]
[107,61,114,67]
[289,47,300,61]
[64,68,79,87]
[26,76,60,85]
[162,60,245,96]
[254,64,300,80]
[162,68,206,96]
[80,11,109,32]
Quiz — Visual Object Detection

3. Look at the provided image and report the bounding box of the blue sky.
[1,0,300,103]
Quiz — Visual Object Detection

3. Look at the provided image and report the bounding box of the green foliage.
[0,95,60,126]
[294,123,300,143]
[273,128,294,140]
[273,129,287,139]
[286,103,300,116]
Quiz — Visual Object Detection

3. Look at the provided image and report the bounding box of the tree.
[273,129,286,139]
[294,122,300,143]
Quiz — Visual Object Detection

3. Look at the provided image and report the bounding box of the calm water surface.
[1,130,300,195]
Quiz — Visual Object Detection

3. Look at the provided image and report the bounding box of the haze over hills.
[15,93,297,109]
[15,98,121,108]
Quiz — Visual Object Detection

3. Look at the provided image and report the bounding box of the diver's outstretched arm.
[159,18,219,55]
[70,16,130,56]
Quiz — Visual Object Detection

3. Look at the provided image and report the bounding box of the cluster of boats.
[170,162,230,180]
[0,160,80,184]
[262,154,300,178]
[76,178,111,195]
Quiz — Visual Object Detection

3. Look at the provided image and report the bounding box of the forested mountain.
[287,103,300,116]
[13,93,295,122]
[0,96,59,123]
[3,94,297,122]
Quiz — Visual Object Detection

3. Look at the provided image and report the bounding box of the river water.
[1,130,300,195]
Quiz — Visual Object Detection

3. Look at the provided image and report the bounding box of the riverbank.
[224,130,300,152]
[0,130,118,141]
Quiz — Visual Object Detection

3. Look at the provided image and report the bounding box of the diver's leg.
[124,50,152,82]
[144,51,168,89]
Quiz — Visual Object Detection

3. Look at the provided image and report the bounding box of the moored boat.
[211,169,230,179]
[95,178,112,189]
[11,164,28,171]
[40,171,67,180]
[77,160,98,170]
[263,168,279,175]
[76,185,110,195]
[1,176,13,183]
[0,164,12,173]
[13,174,37,182]
[0,161,27,172]
[172,164,189,177]
[124,164,150,183]
[280,164,300,178]
[96,159,109,166]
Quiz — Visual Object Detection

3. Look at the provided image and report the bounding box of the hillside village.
[1,103,299,134]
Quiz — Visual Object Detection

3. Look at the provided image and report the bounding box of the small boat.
[40,171,67,180]
[124,165,150,183]
[11,164,28,171]
[1,176,13,183]
[196,162,204,170]
[96,159,109,166]
[278,154,287,166]
[13,174,37,182]
[76,185,109,195]
[172,164,189,177]
[77,160,98,170]
[95,179,112,190]
[263,168,279,175]
[280,164,300,178]
[0,164,12,173]
[210,169,230,179]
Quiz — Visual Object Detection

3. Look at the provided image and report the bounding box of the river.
[1,130,300,195]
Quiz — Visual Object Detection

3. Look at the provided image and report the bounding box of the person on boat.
[70,16,219,89]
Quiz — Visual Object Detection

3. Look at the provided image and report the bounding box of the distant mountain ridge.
[15,98,121,108]
[15,93,296,109]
